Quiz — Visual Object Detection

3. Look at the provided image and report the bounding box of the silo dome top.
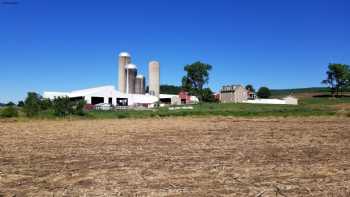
[125,63,137,69]
[149,60,159,64]
[136,74,144,78]
[119,52,131,57]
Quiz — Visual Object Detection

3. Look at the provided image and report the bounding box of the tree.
[257,87,271,98]
[23,92,42,117]
[17,101,24,107]
[182,61,212,90]
[322,63,350,97]
[198,88,215,102]
[52,97,74,117]
[181,61,213,102]
[160,85,182,94]
[40,98,52,110]
[245,84,255,92]
[6,102,15,106]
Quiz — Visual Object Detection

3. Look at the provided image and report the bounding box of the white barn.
[43,86,159,107]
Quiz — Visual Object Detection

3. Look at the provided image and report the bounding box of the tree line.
[0,92,86,118]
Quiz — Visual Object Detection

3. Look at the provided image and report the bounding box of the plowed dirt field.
[0,117,350,196]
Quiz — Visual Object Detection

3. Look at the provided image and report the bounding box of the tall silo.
[118,52,131,93]
[135,75,146,94]
[148,61,160,97]
[125,64,137,94]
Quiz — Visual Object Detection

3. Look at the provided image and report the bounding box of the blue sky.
[0,0,349,102]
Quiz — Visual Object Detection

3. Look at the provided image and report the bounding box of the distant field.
[271,87,350,98]
[1,117,350,196]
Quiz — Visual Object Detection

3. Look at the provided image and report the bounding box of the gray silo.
[125,64,137,94]
[118,52,131,93]
[148,61,160,97]
[135,75,146,94]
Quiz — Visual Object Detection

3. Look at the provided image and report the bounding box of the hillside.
[271,87,350,98]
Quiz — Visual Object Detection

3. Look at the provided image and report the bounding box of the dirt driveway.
[0,117,350,196]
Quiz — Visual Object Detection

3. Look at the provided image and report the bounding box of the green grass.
[1,97,349,120]
[88,97,350,119]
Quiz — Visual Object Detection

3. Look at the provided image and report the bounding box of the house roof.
[220,84,244,92]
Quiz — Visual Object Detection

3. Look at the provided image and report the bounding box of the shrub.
[52,97,74,117]
[17,101,24,107]
[257,87,271,98]
[74,100,87,116]
[40,98,52,110]
[6,102,15,106]
[23,92,41,117]
[0,106,18,118]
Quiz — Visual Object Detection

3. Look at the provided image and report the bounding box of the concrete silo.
[125,64,137,94]
[148,61,160,97]
[135,75,146,94]
[118,52,131,93]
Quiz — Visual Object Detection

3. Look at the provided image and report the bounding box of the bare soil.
[0,117,350,196]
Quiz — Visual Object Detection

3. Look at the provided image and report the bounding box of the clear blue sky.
[0,0,349,102]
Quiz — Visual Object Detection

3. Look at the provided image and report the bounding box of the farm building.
[43,86,159,107]
[220,85,248,103]
[44,86,199,108]
[43,51,199,108]
[44,52,161,108]
[159,92,199,106]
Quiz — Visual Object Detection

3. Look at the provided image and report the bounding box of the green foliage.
[182,61,212,90]
[160,85,182,94]
[23,92,42,117]
[6,102,15,106]
[257,87,271,98]
[52,97,74,117]
[190,88,215,102]
[181,61,214,102]
[0,106,18,118]
[322,63,350,96]
[40,98,52,110]
[245,84,255,92]
[17,101,24,107]
[52,97,86,117]
[75,100,87,116]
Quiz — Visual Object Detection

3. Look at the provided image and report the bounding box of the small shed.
[179,90,191,104]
